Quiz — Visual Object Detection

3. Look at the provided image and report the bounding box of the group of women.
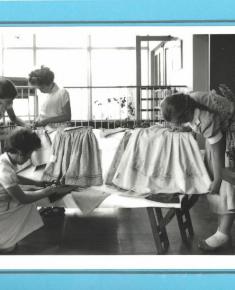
[0,67,71,253]
[0,64,234,253]
[0,66,71,129]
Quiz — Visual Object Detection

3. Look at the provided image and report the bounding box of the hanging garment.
[31,129,53,166]
[92,129,127,181]
[112,125,211,195]
[100,127,126,138]
[42,127,103,187]
[105,131,132,185]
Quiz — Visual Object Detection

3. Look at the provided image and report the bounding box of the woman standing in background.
[29,66,71,130]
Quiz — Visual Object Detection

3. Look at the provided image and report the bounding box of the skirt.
[112,125,211,195]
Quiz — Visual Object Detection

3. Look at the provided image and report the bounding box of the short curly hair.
[29,66,54,86]
[0,78,17,100]
[5,128,41,155]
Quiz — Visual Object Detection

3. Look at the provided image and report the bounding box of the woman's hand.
[52,185,75,195]
[45,184,57,195]
[34,120,46,127]
[209,180,222,195]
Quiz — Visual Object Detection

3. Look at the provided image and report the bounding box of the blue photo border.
[1,270,235,289]
[0,0,234,26]
[0,0,235,289]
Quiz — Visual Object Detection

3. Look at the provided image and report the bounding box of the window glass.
[11,98,35,121]
[3,33,33,47]
[3,50,34,78]
[92,87,136,120]
[90,30,137,47]
[36,31,87,47]
[66,88,89,120]
[91,49,136,86]
[36,50,88,87]
[0,31,148,122]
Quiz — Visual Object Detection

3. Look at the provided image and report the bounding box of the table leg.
[147,207,170,254]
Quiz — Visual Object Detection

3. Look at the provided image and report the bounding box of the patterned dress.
[190,90,235,213]
[111,125,211,195]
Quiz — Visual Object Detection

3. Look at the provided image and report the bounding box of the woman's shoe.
[198,238,231,252]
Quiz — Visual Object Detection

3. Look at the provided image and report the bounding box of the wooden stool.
[147,195,198,254]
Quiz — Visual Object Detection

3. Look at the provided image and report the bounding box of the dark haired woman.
[0,128,61,253]
[161,90,235,251]
[29,66,71,130]
[0,77,26,127]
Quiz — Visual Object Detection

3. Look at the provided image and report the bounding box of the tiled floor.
[11,196,235,255]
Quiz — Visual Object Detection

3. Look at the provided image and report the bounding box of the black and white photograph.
[0,26,235,258]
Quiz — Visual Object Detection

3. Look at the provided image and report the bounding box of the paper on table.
[71,188,110,215]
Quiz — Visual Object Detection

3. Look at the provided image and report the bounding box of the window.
[91,50,136,86]
[0,29,146,122]
[3,50,34,78]
[36,50,88,87]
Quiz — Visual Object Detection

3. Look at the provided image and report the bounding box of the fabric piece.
[71,188,110,214]
[42,127,103,187]
[112,125,211,195]
[93,129,127,182]
[146,193,180,204]
[43,129,67,182]
[105,131,132,185]
[31,129,52,166]
[49,185,79,202]
[100,127,126,138]
[0,153,43,249]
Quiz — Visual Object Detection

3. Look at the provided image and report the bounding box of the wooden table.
[17,164,198,254]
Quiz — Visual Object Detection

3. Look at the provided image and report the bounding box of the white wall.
[193,35,210,91]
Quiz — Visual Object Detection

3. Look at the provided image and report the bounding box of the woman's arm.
[17,175,45,187]
[7,107,28,127]
[209,136,226,194]
[5,184,56,204]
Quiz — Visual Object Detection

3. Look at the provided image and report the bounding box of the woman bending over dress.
[161,90,235,251]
